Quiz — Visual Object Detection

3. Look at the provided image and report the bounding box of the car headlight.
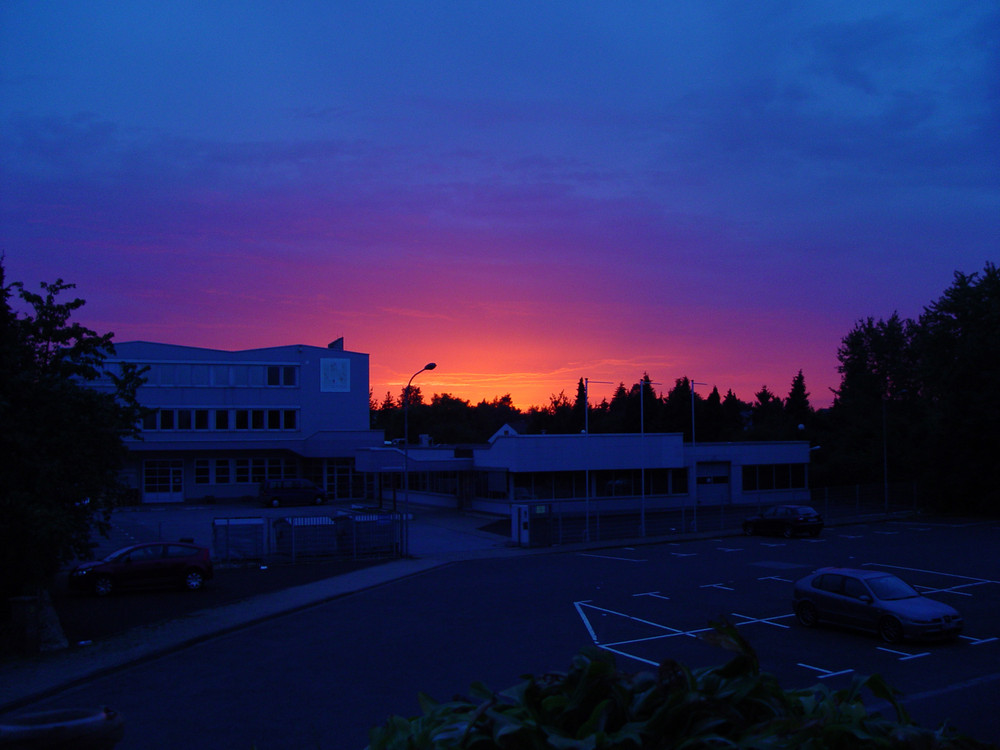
[71,569,90,577]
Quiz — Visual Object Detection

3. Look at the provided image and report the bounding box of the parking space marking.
[579,553,647,563]
[730,612,793,630]
[877,646,930,661]
[798,663,855,679]
[761,542,785,547]
[960,635,999,646]
[758,575,794,583]
[671,552,697,557]
[700,582,735,591]
[915,583,981,597]
[634,591,670,600]
[575,601,685,636]
[864,563,999,589]
[717,547,743,552]
[838,534,863,539]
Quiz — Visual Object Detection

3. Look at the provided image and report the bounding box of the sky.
[2,2,997,410]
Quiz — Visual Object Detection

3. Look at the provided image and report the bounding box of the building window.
[267,365,298,386]
[267,410,282,430]
[194,409,210,430]
[283,410,297,430]
[215,459,231,484]
[742,464,806,492]
[194,460,210,484]
[235,410,249,430]
[215,410,229,430]
[252,410,265,430]
[160,410,175,430]
[176,409,192,430]
[142,411,157,431]
[235,459,250,483]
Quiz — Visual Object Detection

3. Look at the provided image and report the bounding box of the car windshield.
[867,575,919,601]
[103,547,133,562]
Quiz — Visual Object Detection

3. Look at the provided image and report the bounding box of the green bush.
[368,622,992,749]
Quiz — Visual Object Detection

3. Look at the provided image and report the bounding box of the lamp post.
[639,377,661,537]
[403,362,436,556]
[689,380,706,532]
[583,378,613,542]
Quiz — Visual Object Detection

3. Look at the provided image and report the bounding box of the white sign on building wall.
[320,358,350,392]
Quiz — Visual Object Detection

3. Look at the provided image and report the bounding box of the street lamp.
[689,380,707,532]
[403,362,436,555]
[583,378,613,542]
[639,377,661,537]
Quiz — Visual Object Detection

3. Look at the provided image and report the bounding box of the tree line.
[372,372,811,447]
[2,259,996,609]
[374,262,999,513]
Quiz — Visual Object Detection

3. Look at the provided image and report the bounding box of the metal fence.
[517,482,919,547]
[212,511,403,564]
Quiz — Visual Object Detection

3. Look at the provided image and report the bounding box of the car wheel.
[94,576,113,597]
[795,600,819,627]
[783,526,794,539]
[743,524,754,536]
[183,569,205,591]
[878,616,904,644]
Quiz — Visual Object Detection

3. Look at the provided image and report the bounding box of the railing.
[517,482,919,547]
[212,511,403,564]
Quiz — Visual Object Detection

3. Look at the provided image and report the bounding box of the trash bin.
[0,706,124,749]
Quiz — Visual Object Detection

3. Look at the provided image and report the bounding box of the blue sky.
[2,2,997,408]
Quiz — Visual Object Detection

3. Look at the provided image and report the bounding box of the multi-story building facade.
[97,339,382,503]
[97,339,812,519]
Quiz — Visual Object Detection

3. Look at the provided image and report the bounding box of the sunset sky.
[2,2,997,410]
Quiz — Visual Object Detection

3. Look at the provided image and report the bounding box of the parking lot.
[17,512,1000,749]
[564,517,1000,740]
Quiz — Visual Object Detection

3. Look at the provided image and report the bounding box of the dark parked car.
[69,542,213,596]
[793,567,962,643]
[742,504,823,538]
[258,478,327,507]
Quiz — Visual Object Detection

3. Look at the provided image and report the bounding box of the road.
[14,516,1000,749]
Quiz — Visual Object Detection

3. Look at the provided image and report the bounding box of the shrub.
[368,621,991,749]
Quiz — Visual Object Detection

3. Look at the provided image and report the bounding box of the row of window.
[742,463,807,492]
[142,408,299,432]
[194,458,297,485]
[189,457,370,500]
[107,363,299,388]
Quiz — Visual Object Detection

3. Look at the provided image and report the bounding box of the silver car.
[793,567,962,643]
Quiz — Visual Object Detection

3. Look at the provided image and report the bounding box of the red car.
[69,542,213,596]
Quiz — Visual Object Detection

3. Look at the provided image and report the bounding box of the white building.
[96,339,382,503]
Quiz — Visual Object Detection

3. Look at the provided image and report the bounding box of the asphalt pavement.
[0,504,533,713]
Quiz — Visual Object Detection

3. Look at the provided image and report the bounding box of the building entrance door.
[143,459,184,503]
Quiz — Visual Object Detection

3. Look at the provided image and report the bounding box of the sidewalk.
[0,505,524,713]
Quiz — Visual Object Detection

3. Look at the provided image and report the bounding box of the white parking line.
[866,563,996,582]
[798,663,854,679]
[579,553,647,562]
[634,591,670,600]
[758,575,794,583]
[700,582,735,591]
[671,552,697,557]
[960,635,999,646]
[717,547,743,552]
[877,646,930,661]
[730,612,793,629]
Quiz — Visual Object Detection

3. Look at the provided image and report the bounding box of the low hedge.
[368,621,992,749]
